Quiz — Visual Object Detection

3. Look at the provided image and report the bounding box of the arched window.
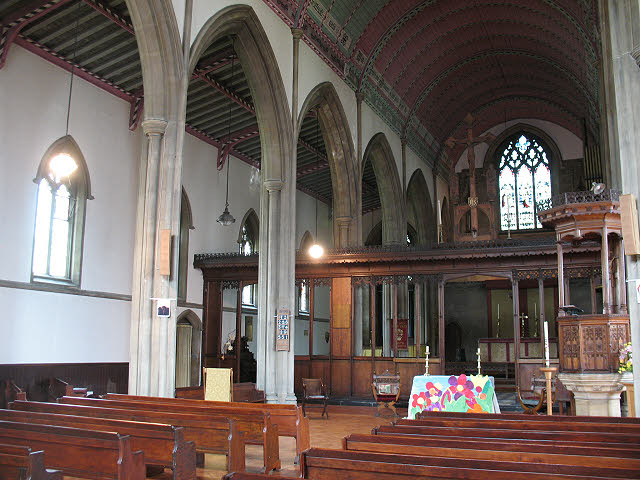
[238,210,259,306]
[32,136,91,285]
[499,133,551,230]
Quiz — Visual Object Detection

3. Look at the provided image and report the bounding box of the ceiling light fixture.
[217,40,236,226]
[591,182,606,195]
[309,108,324,259]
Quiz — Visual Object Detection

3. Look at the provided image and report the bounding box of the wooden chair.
[301,378,328,418]
[371,370,400,417]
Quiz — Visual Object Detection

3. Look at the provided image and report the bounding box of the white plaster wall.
[295,192,331,250]
[454,119,583,172]
[0,47,139,363]
[190,0,293,112]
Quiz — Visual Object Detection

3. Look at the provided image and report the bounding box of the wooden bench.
[343,432,640,470]
[415,409,640,423]
[372,423,640,446]
[396,415,640,435]
[10,400,247,473]
[0,408,196,480]
[0,420,145,480]
[299,447,638,479]
[103,393,309,462]
[0,444,62,480]
[57,396,280,472]
[0,380,26,409]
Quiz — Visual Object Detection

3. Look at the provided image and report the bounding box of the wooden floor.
[186,405,405,480]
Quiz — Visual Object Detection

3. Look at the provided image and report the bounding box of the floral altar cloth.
[408,374,499,419]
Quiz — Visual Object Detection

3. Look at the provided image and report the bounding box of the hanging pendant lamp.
[309,108,324,258]
[217,44,236,226]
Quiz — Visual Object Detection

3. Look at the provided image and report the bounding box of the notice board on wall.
[276,308,290,351]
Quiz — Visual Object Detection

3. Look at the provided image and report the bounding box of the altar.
[408,374,500,419]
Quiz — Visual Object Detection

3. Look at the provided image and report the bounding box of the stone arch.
[176,310,202,388]
[125,0,182,121]
[362,133,405,245]
[365,221,383,246]
[298,83,357,246]
[300,230,314,252]
[189,5,292,183]
[406,169,435,245]
[190,5,295,401]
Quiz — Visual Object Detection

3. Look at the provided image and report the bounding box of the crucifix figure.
[446,113,495,237]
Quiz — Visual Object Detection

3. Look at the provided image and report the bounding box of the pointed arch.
[406,169,435,245]
[362,133,405,245]
[298,83,357,246]
[300,230,314,253]
[365,221,383,246]
[178,188,194,301]
[190,5,292,183]
[176,309,203,387]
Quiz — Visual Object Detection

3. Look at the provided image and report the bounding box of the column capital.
[142,119,168,136]
[264,180,284,192]
[291,28,304,40]
[355,91,365,103]
[401,136,408,147]
[335,215,352,226]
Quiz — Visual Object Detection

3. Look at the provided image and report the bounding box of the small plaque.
[276,308,290,351]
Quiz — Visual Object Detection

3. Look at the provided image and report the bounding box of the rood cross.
[445,113,495,236]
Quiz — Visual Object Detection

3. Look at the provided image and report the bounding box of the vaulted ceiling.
[1,0,601,214]
[268,0,601,173]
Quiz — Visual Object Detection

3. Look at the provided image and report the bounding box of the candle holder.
[477,348,481,376]
[540,366,557,416]
[425,349,430,375]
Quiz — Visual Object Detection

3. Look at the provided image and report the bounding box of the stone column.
[355,92,364,246]
[335,216,352,248]
[291,28,303,130]
[129,117,183,398]
[263,180,282,403]
[557,241,566,314]
[600,0,640,416]
[602,225,611,314]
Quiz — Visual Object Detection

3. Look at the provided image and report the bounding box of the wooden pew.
[396,416,640,434]
[104,393,309,460]
[299,448,638,479]
[343,433,640,471]
[0,380,26,409]
[0,444,63,480]
[57,396,280,472]
[372,423,640,446]
[415,409,640,423]
[10,400,248,473]
[0,408,196,480]
[0,420,145,480]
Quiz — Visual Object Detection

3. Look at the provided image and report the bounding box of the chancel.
[1,0,640,477]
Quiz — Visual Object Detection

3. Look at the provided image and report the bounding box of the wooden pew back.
[0,444,62,480]
[0,420,146,480]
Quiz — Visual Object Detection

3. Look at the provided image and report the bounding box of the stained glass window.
[499,133,551,230]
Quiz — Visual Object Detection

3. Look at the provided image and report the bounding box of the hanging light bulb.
[217,41,236,226]
[49,153,78,183]
[308,108,324,258]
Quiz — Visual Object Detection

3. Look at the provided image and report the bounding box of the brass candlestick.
[540,366,557,416]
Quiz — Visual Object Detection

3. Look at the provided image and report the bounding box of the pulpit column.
[616,238,628,314]
[590,275,598,314]
[602,226,611,314]
[557,241,566,315]
[382,283,391,356]
[391,282,398,356]
[353,283,363,356]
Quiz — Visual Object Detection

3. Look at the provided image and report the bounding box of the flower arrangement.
[619,342,632,373]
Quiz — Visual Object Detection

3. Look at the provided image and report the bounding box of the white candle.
[543,321,550,367]
[534,303,537,319]
[477,347,481,374]
[497,303,500,319]
[437,200,442,225]
[426,345,430,356]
